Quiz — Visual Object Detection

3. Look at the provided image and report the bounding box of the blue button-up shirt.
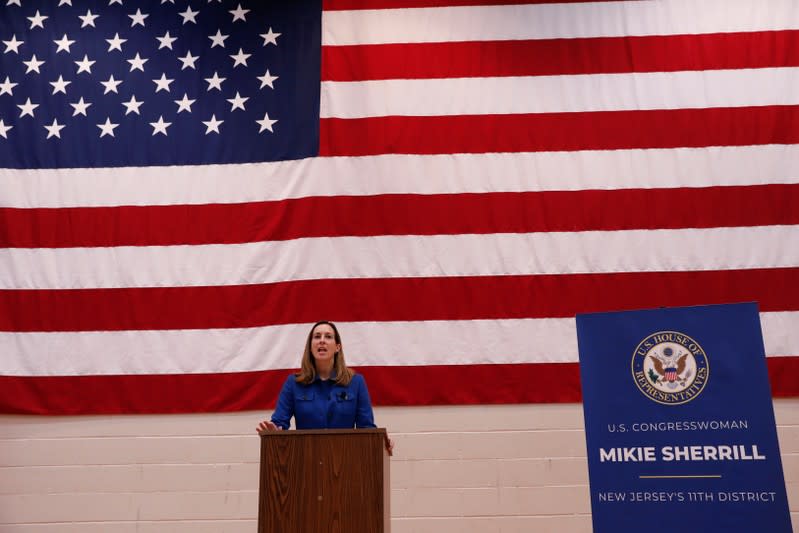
[270,373,376,430]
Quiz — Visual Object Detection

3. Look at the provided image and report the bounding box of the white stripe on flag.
[2,226,797,289]
[321,68,799,118]
[322,1,799,46]
[1,312,795,376]
[2,145,798,208]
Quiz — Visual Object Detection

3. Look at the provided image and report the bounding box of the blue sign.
[577,303,792,533]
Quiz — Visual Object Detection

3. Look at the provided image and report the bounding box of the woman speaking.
[256,321,393,454]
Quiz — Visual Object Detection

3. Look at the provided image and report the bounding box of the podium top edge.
[259,427,387,437]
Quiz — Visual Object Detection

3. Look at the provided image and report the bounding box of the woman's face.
[311,324,340,365]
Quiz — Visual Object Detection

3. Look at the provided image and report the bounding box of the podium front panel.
[258,428,389,533]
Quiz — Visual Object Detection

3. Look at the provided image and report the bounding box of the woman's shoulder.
[348,372,366,387]
[282,371,306,387]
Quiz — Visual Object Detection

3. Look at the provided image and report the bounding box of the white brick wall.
[0,401,796,532]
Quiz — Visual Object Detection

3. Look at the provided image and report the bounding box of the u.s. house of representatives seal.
[631,331,709,405]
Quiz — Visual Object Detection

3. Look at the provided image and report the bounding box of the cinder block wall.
[1,401,797,532]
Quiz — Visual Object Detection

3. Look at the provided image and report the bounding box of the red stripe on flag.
[0,369,289,415]
[2,358,797,414]
[319,106,799,156]
[3,268,797,332]
[322,0,610,10]
[766,357,799,399]
[3,185,797,248]
[322,31,799,81]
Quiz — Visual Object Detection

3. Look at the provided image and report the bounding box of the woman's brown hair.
[295,321,354,386]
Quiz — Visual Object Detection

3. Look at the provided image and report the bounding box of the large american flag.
[1,0,798,414]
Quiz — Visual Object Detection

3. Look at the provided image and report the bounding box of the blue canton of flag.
[0,0,321,168]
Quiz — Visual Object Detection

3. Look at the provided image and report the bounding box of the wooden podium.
[257,428,391,533]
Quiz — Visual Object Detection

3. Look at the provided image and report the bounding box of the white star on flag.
[50,75,71,94]
[106,33,127,52]
[0,119,12,139]
[179,7,199,24]
[257,70,278,89]
[129,9,149,27]
[127,53,148,72]
[153,73,174,93]
[0,76,17,96]
[230,48,251,68]
[174,94,196,113]
[256,112,277,133]
[122,95,144,115]
[97,118,119,138]
[79,10,99,28]
[54,34,76,53]
[260,28,280,46]
[203,114,224,134]
[208,30,228,48]
[70,97,92,116]
[157,32,177,50]
[23,54,45,74]
[204,72,225,91]
[44,119,66,139]
[149,116,171,136]
[27,11,48,29]
[75,55,96,74]
[229,4,249,22]
[17,98,39,118]
[3,35,24,54]
[101,75,122,94]
[227,92,249,111]
[178,51,199,70]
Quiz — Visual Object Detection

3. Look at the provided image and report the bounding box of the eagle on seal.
[649,353,688,383]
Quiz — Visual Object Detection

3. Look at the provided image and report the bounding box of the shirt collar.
[314,369,337,382]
